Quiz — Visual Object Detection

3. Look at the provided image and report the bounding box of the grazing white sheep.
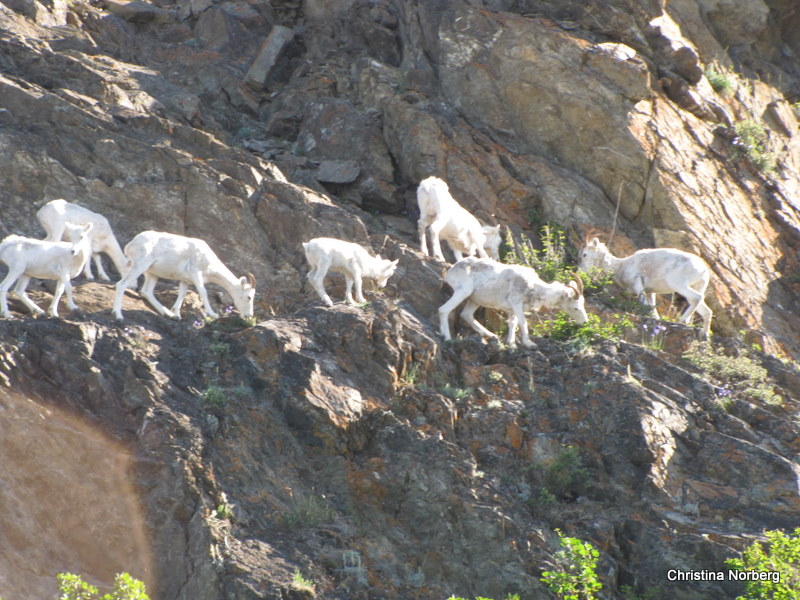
[439,257,588,349]
[0,224,93,318]
[578,237,712,337]
[417,176,499,262]
[112,231,256,321]
[303,237,398,307]
[37,199,128,281]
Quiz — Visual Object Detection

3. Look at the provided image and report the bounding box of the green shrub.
[733,119,776,172]
[533,313,632,350]
[441,383,472,400]
[200,385,228,407]
[683,342,780,405]
[58,573,149,600]
[283,493,334,530]
[706,67,733,96]
[291,570,316,595]
[725,528,800,599]
[543,445,588,499]
[503,224,572,283]
[541,530,603,600]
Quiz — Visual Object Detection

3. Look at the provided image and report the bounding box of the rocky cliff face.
[0,0,799,599]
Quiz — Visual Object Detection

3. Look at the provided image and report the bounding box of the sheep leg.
[113,259,153,320]
[513,305,536,349]
[418,217,430,256]
[60,274,79,313]
[0,266,25,318]
[451,247,464,262]
[350,264,366,304]
[428,219,447,262]
[633,277,659,318]
[170,281,190,319]
[189,272,218,319]
[678,285,712,338]
[139,273,176,318]
[459,299,499,342]
[93,254,111,281]
[695,300,712,339]
[82,252,96,280]
[307,258,334,307]
[12,275,46,317]
[438,287,473,341]
[46,276,73,317]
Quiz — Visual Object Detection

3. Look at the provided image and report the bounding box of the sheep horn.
[570,273,584,296]
[245,272,256,287]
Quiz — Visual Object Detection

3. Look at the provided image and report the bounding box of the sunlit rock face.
[0,392,152,600]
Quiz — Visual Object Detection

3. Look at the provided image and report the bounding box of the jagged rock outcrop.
[1,287,798,599]
[1,0,800,599]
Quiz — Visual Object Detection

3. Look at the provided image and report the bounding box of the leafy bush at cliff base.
[540,530,603,600]
[725,528,800,599]
[58,572,149,600]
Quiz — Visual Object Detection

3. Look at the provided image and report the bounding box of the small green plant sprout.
[543,445,588,500]
[732,119,776,173]
[541,530,603,600]
[705,67,733,96]
[212,501,234,521]
[58,572,150,600]
[282,491,334,530]
[488,370,505,383]
[441,383,472,400]
[209,341,231,359]
[401,361,421,386]
[725,527,800,599]
[291,570,316,595]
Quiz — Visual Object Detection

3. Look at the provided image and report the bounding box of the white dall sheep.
[37,199,128,281]
[579,237,712,337]
[417,176,501,262]
[439,257,588,349]
[303,237,398,307]
[0,223,93,318]
[113,231,256,321]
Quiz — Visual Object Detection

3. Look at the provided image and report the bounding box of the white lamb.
[439,257,588,349]
[303,237,398,307]
[37,199,128,281]
[579,237,712,337]
[0,223,93,318]
[113,231,256,321]
[417,176,501,262]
